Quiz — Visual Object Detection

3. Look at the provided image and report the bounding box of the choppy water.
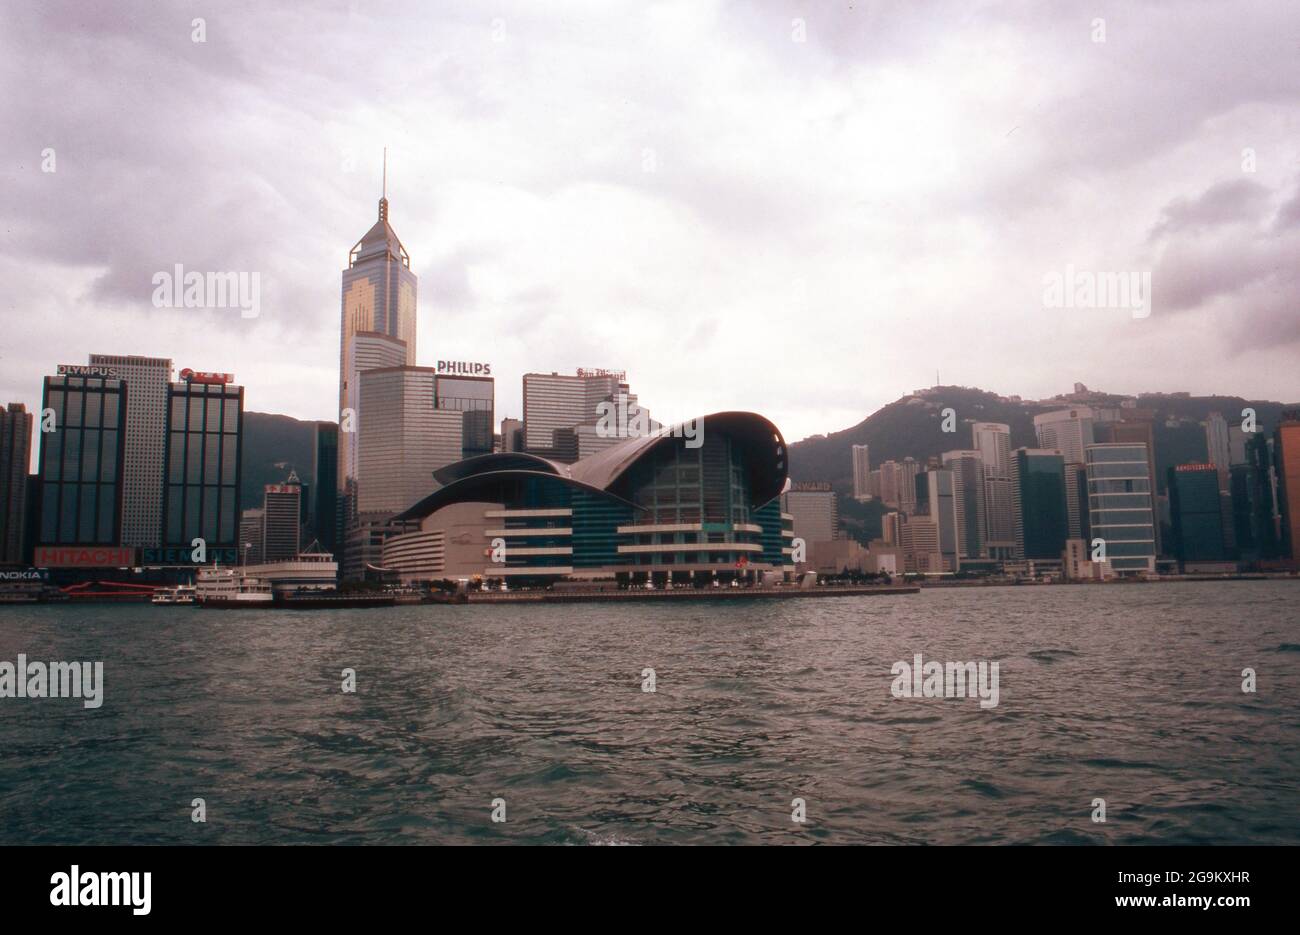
[1,581,1297,845]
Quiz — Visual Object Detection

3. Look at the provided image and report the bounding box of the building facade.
[338,187,418,529]
[356,366,463,515]
[313,422,339,554]
[389,412,788,586]
[1276,414,1300,564]
[0,403,34,564]
[1084,443,1156,575]
[942,450,987,561]
[262,482,302,562]
[160,376,243,559]
[1011,448,1067,561]
[87,354,172,547]
[851,444,871,501]
[785,485,838,545]
[521,371,646,461]
[35,372,128,554]
[435,373,494,459]
[1167,463,1226,564]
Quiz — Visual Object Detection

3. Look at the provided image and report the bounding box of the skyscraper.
[1084,443,1156,575]
[851,444,871,501]
[0,403,33,564]
[435,373,494,459]
[1204,411,1232,492]
[914,469,960,570]
[340,331,409,511]
[339,178,418,521]
[34,370,129,564]
[941,450,986,561]
[1168,463,1227,565]
[499,418,523,453]
[87,354,172,547]
[784,485,838,545]
[896,457,921,515]
[1275,413,1300,563]
[1243,432,1281,560]
[356,367,463,514]
[1011,448,1067,561]
[262,480,302,562]
[161,373,243,557]
[521,371,646,461]
[1093,414,1162,556]
[1034,408,1095,540]
[313,422,339,554]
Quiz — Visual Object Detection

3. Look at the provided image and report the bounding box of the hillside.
[787,386,1297,498]
[240,411,323,509]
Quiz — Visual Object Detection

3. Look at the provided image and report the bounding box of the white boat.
[195,567,274,607]
[151,584,196,605]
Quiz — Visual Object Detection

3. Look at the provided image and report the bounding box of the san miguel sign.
[180,368,234,385]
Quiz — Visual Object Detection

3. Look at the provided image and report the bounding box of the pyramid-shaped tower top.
[349,149,410,269]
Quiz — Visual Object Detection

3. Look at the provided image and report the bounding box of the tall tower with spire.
[338,152,418,524]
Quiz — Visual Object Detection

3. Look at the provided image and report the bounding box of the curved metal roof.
[432,452,570,486]
[395,469,634,522]
[397,411,788,521]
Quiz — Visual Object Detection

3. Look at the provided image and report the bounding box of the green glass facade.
[1014,449,1067,560]
[161,381,243,551]
[37,375,127,545]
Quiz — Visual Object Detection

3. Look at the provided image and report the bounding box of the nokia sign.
[436,361,491,376]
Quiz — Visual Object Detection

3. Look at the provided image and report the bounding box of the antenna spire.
[379,148,389,222]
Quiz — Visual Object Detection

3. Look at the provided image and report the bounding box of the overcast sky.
[2,0,1298,449]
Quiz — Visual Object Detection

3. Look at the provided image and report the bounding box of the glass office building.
[435,374,494,459]
[1167,463,1226,563]
[1085,443,1156,575]
[36,373,127,546]
[1011,448,1067,560]
[161,379,243,557]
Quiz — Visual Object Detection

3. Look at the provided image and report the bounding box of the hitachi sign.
[436,361,491,376]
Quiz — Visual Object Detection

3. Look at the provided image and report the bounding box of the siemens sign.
[436,361,491,376]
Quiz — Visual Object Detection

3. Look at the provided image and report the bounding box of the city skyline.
[4,1,1300,446]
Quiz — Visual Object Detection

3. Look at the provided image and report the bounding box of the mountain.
[240,411,323,509]
[787,385,1297,498]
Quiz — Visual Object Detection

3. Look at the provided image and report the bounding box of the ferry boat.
[151,584,196,605]
[195,567,274,607]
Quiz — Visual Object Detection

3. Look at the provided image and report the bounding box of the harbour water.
[1,581,1297,845]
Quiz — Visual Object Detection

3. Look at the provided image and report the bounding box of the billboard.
[56,364,119,378]
[34,546,138,568]
[140,547,240,566]
[179,368,234,385]
[435,360,491,376]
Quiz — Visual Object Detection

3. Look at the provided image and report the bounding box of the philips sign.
[436,361,491,376]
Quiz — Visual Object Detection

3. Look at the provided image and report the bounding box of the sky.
[2,0,1298,450]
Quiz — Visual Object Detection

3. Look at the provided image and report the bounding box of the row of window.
[164,484,238,545]
[41,428,120,483]
[39,483,117,544]
[167,431,239,485]
[45,389,123,429]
